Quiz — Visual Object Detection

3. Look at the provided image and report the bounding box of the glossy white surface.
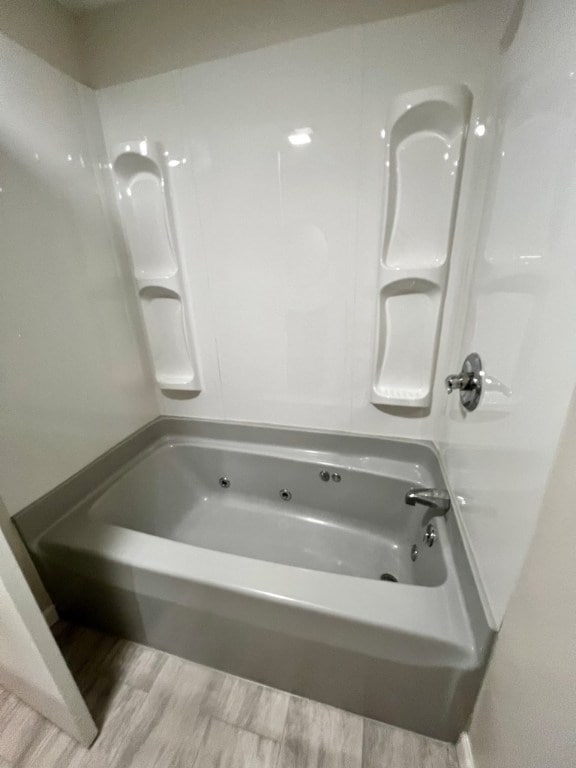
[113,149,178,279]
[96,1,505,436]
[383,86,471,271]
[0,33,157,515]
[112,141,203,393]
[372,86,471,409]
[439,0,576,625]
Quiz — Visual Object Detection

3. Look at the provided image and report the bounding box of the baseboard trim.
[456,732,475,768]
[43,603,59,627]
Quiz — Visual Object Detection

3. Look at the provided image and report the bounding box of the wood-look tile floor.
[0,623,459,768]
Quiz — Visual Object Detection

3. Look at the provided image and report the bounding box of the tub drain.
[379,573,398,582]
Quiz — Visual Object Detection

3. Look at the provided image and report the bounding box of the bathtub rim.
[14,415,444,545]
[36,512,476,669]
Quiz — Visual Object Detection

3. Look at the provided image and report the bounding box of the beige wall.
[468,384,576,767]
[77,0,454,87]
[0,0,458,88]
[0,0,84,82]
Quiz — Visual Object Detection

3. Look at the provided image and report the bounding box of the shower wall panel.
[96,2,506,437]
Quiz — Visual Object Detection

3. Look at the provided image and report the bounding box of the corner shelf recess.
[112,140,202,393]
[371,85,472,408]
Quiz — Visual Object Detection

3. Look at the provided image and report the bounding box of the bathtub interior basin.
[87,439,447,586]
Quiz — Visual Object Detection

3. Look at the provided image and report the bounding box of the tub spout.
[405,488,451,515]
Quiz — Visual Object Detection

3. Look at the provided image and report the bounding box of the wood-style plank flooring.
[0,623,459,768]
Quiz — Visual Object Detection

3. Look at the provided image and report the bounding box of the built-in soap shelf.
[112,140,201,394]
[371,85,472,408]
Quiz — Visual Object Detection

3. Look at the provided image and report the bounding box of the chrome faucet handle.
[445,353,483,411]
[445,375,458,393]
[445,372,480,393]
[446,373,467,393]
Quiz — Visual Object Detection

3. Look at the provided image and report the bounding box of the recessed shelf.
[383,87,472,270]
[140,290,197,390]
[112,141,202,395]
[373,280,441,407]
[156,375,198,392]
[371,86,472,408]
[114,152,178,280]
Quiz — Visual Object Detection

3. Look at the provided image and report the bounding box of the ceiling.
[57,0,126,10]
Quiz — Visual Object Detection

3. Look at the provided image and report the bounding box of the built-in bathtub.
[15,419,492,741]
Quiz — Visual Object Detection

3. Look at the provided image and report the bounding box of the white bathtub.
[16,419,491,740]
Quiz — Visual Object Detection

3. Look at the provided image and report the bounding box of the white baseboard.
[456,732,475,768]
[43,603,59,627]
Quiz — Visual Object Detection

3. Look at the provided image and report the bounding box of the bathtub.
[16,418,491,741]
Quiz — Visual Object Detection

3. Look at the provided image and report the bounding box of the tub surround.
[95,2,504,440]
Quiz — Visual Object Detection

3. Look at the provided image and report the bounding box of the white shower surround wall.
[94,2,522,624]
[96,1,505,438]
[438,0,576,625]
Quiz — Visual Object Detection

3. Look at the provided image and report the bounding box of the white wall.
[0,32,157,515]
[438,0,576,626]
[468,383,576,768]
[96,0,506,438]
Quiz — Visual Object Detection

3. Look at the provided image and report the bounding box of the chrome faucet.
[405,488,451,515]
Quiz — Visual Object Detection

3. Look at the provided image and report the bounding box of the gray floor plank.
[104,639,168,693]
[149,653,220,706]
[278,696,364,768]
[201,670,291,741]
[191,717,280,768]
[87,683,148,765]
[362,719,458,768]
[14,722,83,768]
[0,694,46,765]
[0,623,459,768]
[105,657,211,768]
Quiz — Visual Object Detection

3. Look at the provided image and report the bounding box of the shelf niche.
[371,85,472,409]
[373,280,441,407]
[114,152,177,280]
[112,142,202,394]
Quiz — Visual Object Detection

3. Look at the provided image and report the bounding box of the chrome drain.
[279,489,292,501]
[219,476,231,489]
